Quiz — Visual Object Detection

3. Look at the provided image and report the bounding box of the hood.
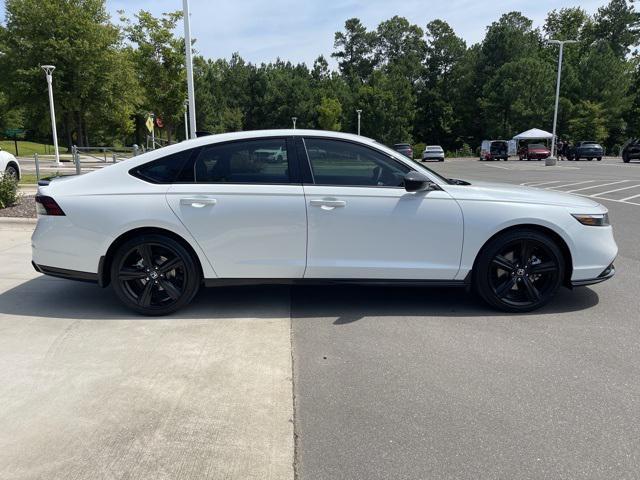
[444,180,604,210]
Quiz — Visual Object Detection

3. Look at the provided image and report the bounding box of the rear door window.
[194,138,291,184]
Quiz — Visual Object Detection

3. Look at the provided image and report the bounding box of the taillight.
[35,195,65,216]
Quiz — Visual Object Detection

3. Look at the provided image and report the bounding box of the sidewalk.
[0,225,294,479]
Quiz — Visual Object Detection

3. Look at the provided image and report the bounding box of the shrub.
[0,173,20,209]
[413,143,426,159]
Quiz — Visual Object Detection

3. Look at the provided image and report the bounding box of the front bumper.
[571,263,615,287]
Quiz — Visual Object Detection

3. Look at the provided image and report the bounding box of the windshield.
[529,143,545,149]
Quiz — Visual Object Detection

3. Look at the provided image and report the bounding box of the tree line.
[0,0,639,153]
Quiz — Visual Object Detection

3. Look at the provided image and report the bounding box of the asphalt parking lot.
[293,156,640,480]
[1,157,639,479]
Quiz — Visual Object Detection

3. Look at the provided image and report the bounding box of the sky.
[3,0,609,66]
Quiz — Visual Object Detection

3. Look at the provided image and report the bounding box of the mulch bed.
[0,195,37,218]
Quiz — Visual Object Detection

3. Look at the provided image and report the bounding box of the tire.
[5,165,19,179]
[588,158,593,161]
[575,156,580,161]
[474,229,565,313]
[439,158,444,162]
[597,157,602,161]
[623,153,630,163]
[110,234,201,315]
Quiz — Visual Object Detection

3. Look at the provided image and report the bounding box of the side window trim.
[301,136,411,189]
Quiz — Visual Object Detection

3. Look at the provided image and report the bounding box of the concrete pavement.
[0,225,294,480]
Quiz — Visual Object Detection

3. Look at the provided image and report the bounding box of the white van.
[480,140,509,161]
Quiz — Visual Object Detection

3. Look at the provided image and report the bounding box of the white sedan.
[32,130,617,315]
[422,145,445,162]
[0,148,21,179]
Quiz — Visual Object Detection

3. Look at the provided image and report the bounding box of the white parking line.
[548,180,597,189]
[523,180,566,187]
[518,180,640,207]
[590,184,640,197]
[566,180,629,193]
[619,193,640,202]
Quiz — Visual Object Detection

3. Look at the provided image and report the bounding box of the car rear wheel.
[474,229,564,313]
[111,234,201,315]
[5,165,18,179]
[597,157,602,161]
[623,153,630,163]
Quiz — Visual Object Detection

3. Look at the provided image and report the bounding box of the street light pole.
[292,117,297,129]
[356,109,362,135]
[547,39,577,158]
[183,0,197,139]
[183,100,189,141]
[41,65,61,167]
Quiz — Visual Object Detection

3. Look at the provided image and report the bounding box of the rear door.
[165,137,307,278]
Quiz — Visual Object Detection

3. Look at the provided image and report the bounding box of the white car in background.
[0,147,21,180]
[422,145,445,162]
[32,130,617,315]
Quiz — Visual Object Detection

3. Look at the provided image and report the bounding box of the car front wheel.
[110,234,201,315]
[474,229,564,312]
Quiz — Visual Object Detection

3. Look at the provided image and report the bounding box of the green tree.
[317,97,342,131]
[121,10,186,143]
[2,0,139,147]
[568,101,608,142]
[333,18,377,83]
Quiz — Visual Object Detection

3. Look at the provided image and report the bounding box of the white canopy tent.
[513,128,554,140]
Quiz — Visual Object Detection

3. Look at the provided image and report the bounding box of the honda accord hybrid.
[32,130,617,315]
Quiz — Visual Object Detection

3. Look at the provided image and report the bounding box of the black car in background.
[622,138,640,163]
[393,143,413,159]
[571,141,604,161]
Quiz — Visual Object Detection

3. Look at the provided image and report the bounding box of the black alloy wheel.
[475,230,564,312]
[111,234,200,315]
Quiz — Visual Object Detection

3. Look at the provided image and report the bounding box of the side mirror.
[404,171,437,192]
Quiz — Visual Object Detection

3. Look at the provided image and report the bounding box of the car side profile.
[0,147,21,180]
[32,130,617,315]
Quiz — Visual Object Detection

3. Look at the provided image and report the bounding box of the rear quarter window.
[130,149,194,184]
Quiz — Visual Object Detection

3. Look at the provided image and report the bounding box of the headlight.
[572,213,610,226]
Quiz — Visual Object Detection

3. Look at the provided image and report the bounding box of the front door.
[166,137,307,278]
[301,137,464,279]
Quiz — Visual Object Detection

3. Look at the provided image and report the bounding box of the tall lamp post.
[183,0,197,139]
[183,99,189,141]
[292,117,297,129]
[41,65,61,166]
[356,109,362,136]
[547,39,577,158]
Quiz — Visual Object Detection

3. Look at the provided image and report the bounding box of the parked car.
[622,138,640,163]
[0,147,21,180]
[571,141,604,161]
[32,129,617,315]
[393,143,413,158]
[480,140,509,161]
[422,145,445,162]
[518,143,550,161]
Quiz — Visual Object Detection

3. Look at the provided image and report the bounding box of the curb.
[0,217,37,226]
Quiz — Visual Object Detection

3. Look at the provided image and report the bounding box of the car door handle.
[310,199,346,208]
[180,197,217,208]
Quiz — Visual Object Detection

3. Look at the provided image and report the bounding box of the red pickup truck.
[518,143,550,161]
